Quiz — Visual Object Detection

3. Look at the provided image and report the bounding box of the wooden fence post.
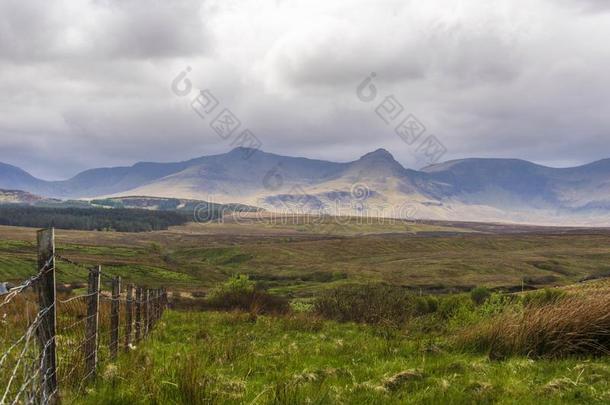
[159,289,163,314]
[36,228,58,404]
[154,289,160,325]
[85,266,101,382]
[135,287,142,342]
[150,289,155,327]
[143,289,150,337]
[160,288,166,315]
[150,289,154,331]
[150,289,155,331]
[148,289,154,328]
[124,283,134,352]
[110,276,121,359]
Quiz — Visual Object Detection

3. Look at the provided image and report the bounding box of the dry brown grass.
[1,289,120,392]
[170,290,290,315]
[458,293,610,358]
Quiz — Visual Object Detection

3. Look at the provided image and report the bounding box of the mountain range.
[2,147,610,226]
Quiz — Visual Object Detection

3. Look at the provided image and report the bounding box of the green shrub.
[171,275,289,314]
[522,288,566,307]
[438,294,473,320]
[208,274,255,300]
[414,296,439,315]
[206,275,289,314]
[290,299,314,313]
[314,284,418,325]
[149,242,163,254]
[470,287,491,306]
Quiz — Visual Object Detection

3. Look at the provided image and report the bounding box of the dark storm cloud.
[0,0,609,179]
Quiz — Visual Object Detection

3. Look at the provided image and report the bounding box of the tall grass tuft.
[457,293,610,358]
[313,284,437,325]
[175,355,217,404]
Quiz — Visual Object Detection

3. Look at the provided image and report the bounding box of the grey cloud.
[0,0,208,63]
[0,0,610,180]
[260,5,524,92]
[93,0,209,59]
[557,0,610,13]
[0,1,60,62]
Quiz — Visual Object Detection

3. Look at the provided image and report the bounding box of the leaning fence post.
[135,287,142,342]
[124,283,134,352]
[85,266,101,382]
[36,228,58,404]
[110,276,121,359]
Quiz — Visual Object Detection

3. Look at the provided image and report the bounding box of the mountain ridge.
[2,148,610,225]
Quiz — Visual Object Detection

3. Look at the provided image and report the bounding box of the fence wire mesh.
[0,230,167,405]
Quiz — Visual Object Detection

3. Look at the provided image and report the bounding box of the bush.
[208,274,255,300]
[457,292,610,358]
[205,289,289,314]
[521,288,566,307]
[470,287,491,306]
[414,296,439,315]
[314,284,419,325]
[206,275,289,314]
[438,294,473,320]
[170,275,289,314]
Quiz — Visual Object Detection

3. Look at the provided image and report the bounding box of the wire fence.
[0,228,167,404]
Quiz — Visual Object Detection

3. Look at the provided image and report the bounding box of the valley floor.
[3,221,610,296]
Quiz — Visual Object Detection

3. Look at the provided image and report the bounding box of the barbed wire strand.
[0,256,54,311]
[2,250,166,404]
[1,307,54,404]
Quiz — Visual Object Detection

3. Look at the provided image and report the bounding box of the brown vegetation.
[313,284,438,325]
[170,290,290,315]
[458,293,610,358]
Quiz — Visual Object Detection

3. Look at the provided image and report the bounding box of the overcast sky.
[1,0,610,179]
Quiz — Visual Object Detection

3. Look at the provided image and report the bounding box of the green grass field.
[71,309,610,404]
[2,221,610,404]
[2,221,610,295]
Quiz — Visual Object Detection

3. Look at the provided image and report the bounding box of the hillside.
[0,189,44,204]
[4,148,610,224]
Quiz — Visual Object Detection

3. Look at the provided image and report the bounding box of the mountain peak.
[347,148,406,178]
[359,148,395,161]
[229,146,261,155]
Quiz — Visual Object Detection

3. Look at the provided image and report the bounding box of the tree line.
[0,205,190,232]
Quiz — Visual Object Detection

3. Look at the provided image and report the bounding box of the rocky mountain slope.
[2,148,610,225]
